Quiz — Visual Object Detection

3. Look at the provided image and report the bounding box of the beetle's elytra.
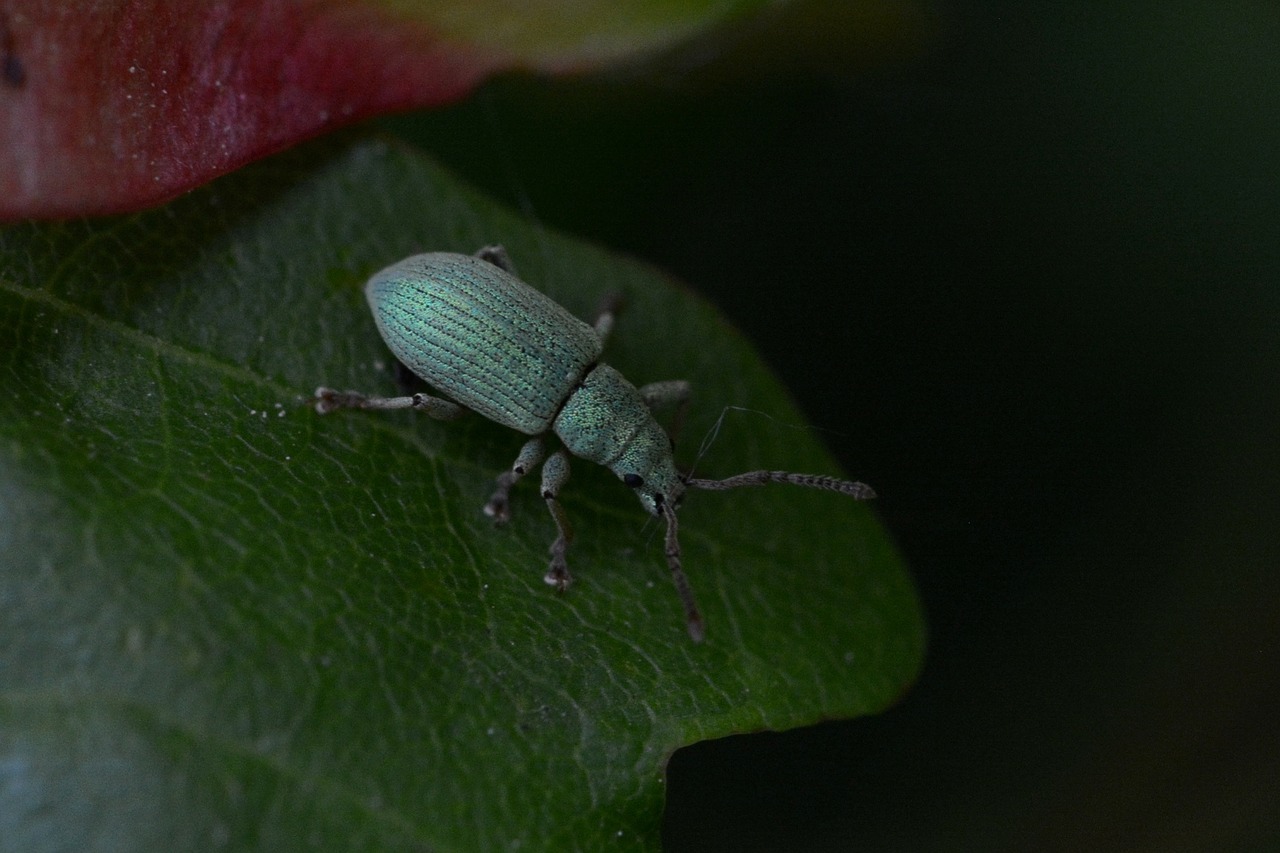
[316,246,875,641]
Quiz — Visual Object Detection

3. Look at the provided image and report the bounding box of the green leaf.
[0,136,923,851]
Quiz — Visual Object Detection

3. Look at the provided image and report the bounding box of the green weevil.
[315,246,875,641]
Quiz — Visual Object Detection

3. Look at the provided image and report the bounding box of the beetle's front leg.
[638,380,692,447]
[313,387,467,421]
[539,449,574,590]
[484,436,546,524]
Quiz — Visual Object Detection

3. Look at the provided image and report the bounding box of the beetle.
[315,246,875,641]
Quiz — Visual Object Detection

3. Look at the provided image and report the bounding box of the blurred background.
[388,1,1279,849]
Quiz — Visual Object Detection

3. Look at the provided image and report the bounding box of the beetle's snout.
[633,487,664,517]
[632,482,688,519]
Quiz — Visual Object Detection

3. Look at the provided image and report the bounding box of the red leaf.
[0,1,512,220]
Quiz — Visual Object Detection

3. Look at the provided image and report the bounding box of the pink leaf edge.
[1,1,517,220]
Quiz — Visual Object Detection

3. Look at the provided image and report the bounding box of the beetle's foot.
[483,493,511,524]
[313,387,366,414]
[544,559,572,592]
[484,470,518,524]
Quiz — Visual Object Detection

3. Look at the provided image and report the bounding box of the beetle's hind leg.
[484,436,546,524]
[312,387,467,420]
[591,292,624,343]
[475,245,516,275]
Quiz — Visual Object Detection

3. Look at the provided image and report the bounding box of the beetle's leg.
[591,292,624,343]
[484,436,546,524]
[475,245,516,275]
[539,449,574,590]
[638,380,692,447]
[312,387,466,421]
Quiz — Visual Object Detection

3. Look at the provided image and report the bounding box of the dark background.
[390,2,1280,849]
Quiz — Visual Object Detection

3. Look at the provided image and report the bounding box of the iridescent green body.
[365,252,683,513]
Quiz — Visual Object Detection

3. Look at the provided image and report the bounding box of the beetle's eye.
[623,473,644,488]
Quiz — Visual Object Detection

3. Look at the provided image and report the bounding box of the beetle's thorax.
[553,363,684,516]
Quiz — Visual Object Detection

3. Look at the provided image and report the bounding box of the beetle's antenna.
[686,406,732,481]
[687,406,847,483]
[662,508,705,642]
[686,470,877,500]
